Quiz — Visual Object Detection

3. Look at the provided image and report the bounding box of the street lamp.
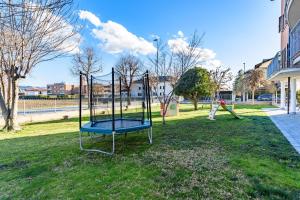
[153,38,159,75]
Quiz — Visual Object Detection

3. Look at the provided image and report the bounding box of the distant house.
[25,88,47,96]
[255,58,272,79]
[19,86,47,96]
[130,76,173,98]
[254,58,274,93]
[47,82,79,96]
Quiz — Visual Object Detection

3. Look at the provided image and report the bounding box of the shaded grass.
[0,104,300,199]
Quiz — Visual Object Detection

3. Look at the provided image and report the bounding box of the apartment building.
[47,82,78,96]
[267,0,300,114]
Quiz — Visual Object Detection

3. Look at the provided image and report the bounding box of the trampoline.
[79,68,152,155]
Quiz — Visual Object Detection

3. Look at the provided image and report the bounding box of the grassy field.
[0,104,300,199]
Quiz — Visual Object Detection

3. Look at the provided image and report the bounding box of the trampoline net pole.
[112,67,115,131]
[79,72,82,129]
[144,75,149,121]
[141,75,145,124]
[90,75,93,124]
[146,71,152,126]
[119,77,123,119]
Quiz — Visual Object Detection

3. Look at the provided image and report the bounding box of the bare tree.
[71,47,102,108]
[149,32,205,124]
[0,0,79,131]
[210,66,233,100]
[173,31,205,74]
[246,69,264,104]
[150,51,176,125]
[233,70,246,100]
[115,54,142,106]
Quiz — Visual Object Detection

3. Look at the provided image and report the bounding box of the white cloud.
[32,6,81,55]
[79,10,101,27]
[168,31,222,69]
[177,30,184,38]
[79,11,156,55]
[203,59,222,70]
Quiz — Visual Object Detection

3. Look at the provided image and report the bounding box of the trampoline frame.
[79,68,153,155]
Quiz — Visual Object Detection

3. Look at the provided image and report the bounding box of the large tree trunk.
[5,79,20,131]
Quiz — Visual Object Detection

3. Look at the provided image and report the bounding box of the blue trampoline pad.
[80,119,151,134]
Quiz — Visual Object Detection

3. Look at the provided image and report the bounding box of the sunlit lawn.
[1,104,300,199]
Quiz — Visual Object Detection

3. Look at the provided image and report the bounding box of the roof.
[133,76,173,84]
[255,58,273,69]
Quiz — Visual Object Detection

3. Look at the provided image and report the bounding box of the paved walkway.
[263,108,300,154]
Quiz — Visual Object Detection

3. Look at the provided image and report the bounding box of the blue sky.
[22,0,280,86]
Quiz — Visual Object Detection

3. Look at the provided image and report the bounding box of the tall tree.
[175,67,213,110]
[0,0,79,131]
[71,47,102,108]
[246,69,264,104]
[115,54,142,106]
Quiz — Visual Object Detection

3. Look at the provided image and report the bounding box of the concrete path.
[263,108,300,154]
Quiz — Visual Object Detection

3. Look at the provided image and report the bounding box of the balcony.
[289,21,300,65]
[267,52,281,79]
[285,0,300,30]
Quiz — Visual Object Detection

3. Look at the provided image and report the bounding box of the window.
[139,87,141,90]
[279,15,285,33]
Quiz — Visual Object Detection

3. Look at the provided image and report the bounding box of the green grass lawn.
[1,104,300,199]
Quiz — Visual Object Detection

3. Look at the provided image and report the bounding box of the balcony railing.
[267,52,281,79]
[289,20,300,65]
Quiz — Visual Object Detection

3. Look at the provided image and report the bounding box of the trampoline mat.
[80,119,151,134]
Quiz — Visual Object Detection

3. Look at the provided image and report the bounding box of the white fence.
[17,99,85,115]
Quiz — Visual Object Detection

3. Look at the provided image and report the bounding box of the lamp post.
[153,38,159,75]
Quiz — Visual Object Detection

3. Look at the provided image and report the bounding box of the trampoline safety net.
[79,68,152,133]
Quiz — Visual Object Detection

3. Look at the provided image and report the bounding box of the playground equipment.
[208,100,241,120]
[160,99,179,117]
[79,68,153,155]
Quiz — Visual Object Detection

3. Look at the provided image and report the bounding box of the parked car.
[257,94,272,101]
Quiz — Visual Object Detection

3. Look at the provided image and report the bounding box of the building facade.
[130,76,173,98]
[47,82,79,96]
[267,0,300,114]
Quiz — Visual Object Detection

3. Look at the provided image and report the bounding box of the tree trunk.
[252,89,255,105]
[127,89,131,106]
[192,98,198,110]
[162,105,167,125]
[216,90,220,100]
[0,91,8,129]
[86,75,90,109]
[6,79,21,131]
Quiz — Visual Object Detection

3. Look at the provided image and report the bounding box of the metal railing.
[267,52,281,79]
[290,20,300,64]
